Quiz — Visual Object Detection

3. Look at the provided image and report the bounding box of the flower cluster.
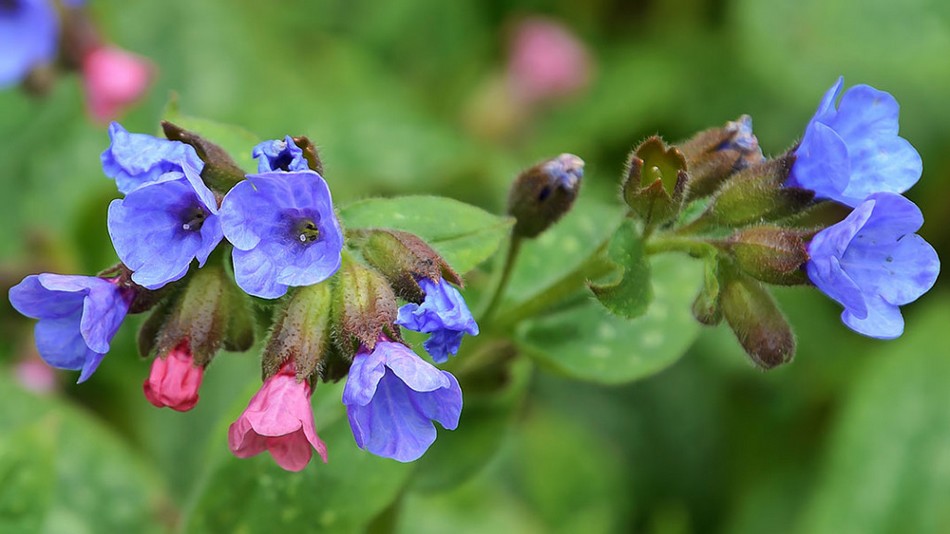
[8,123,479,472]
[790,78,939,339]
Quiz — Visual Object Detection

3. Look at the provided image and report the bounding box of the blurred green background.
[1,0,948,532]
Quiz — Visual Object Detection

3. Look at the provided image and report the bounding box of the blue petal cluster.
[343,341,462,462]
[108,162,223,289]
[101,122,205,194]
[219,171,343,298]
[807,193,939,339]
[8,274,131,382]
[395,277,479,363]
[541,153,584,191]
[0,0,58,88]
[252,136,309,173]
[788,77,922,207]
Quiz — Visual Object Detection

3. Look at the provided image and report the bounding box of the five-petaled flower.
[228,361,328,472]
[806,192,939,339]
[343,340,462,462]
[101,122,205,194]
[8,274,131,382]
[396,277,479,363]
[252,136,309,173]
[787,77,922,207]
[143,340,204,412]
[108,160,223,289]
[0,0,58,89]
[219,170,343,299]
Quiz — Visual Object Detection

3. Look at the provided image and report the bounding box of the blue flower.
[8,274,131,382]
[0,0,58,88]
[252,136,309,173]
[540,153,584,191]
[101,122,205,194]
[219,170,343,299]
[107,162,223,289]
[788,77,922,207]
[396,277,478,363]
[342,340,462,462]
[806,192,939,339]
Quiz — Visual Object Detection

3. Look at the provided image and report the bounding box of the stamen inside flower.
[180,206,207,232]
[295,219,321,244]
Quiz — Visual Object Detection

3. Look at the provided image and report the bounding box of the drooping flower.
[101,122,205,194]
[82,46,152,123]
[396,277,478,363]
[143,340,204,412]
[252,136,309,173]
[107,162,223,289]
[787,77,922,207]
[806,192,939,339]
[0,0,59,89]
[8,273,131,382]
[219,170,343,299]
[228,361,328,472]
[343,340,462,462]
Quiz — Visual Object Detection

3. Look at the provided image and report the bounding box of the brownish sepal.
[162,120,246,193]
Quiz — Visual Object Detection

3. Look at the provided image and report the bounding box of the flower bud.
[263,282,333,381]
[353,229,461,303]
[705,154,815,227]
[724,226,808,286]
[161,120,246,193]
[143,340,204,411]
[719,268,795,369]
[507,153,583,238]
[678,115,766,199]
[81,46,152,123]
[290,136,324,175]
[137,263,253,366]
[331,253,399,357]
[622,137,687,226]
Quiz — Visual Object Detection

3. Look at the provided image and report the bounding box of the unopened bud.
[622,137,687,226]
[507,153,583,238]
[161,120,246,193]
[724,226,808,285]
[678,115,766,199]
[354,229,461,303]
[720,268,795,369]
[263,282,332,381]
[705,153,814,228]
[331,253,399,357]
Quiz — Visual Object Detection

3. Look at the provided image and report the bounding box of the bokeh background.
[1,0,949,532]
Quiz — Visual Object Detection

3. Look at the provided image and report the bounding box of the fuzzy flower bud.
[507,153,584,239]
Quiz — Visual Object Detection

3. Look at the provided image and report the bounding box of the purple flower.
[8,274,131,382]
[806,192,939,339]
[343,340,462,462]
[107,162,223,289]
[101,122,205,194]
[396,277,478,363]
[788,77,922,207]
[0,0,58,88]
[219,171,343,299]
[252,136,309,173]
[541,153,584,192]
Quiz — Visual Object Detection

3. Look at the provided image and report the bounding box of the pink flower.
[143,341,204,412]
[81,46,152,123]
[507,17,592,106]
[227,362,328,472]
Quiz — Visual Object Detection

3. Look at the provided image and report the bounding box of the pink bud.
[15,355,58,394]
[227,362,328,472]
[143,341,204,411]
[81,46,152,123]
[507,17,592,106]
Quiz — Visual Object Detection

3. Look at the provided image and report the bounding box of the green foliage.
[589,219,653,318]
[517,254,702,384]
[339,196,513,274]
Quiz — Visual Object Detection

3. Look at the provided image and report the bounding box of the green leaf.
[797,301,950,534]
[0,374,167,532]
[184,405,414,533]
[589,219,652,318]
[516,254,702,384]
[162,100,261,172]
[339,195,513,274]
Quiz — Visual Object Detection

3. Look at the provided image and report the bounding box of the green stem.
[646,236,717,258]
[479,235,522,323]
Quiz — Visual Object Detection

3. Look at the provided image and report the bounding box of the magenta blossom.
[228,362,328,472]
[143,340,204,412]
[507,16,592,106]
[82,45,152,123]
